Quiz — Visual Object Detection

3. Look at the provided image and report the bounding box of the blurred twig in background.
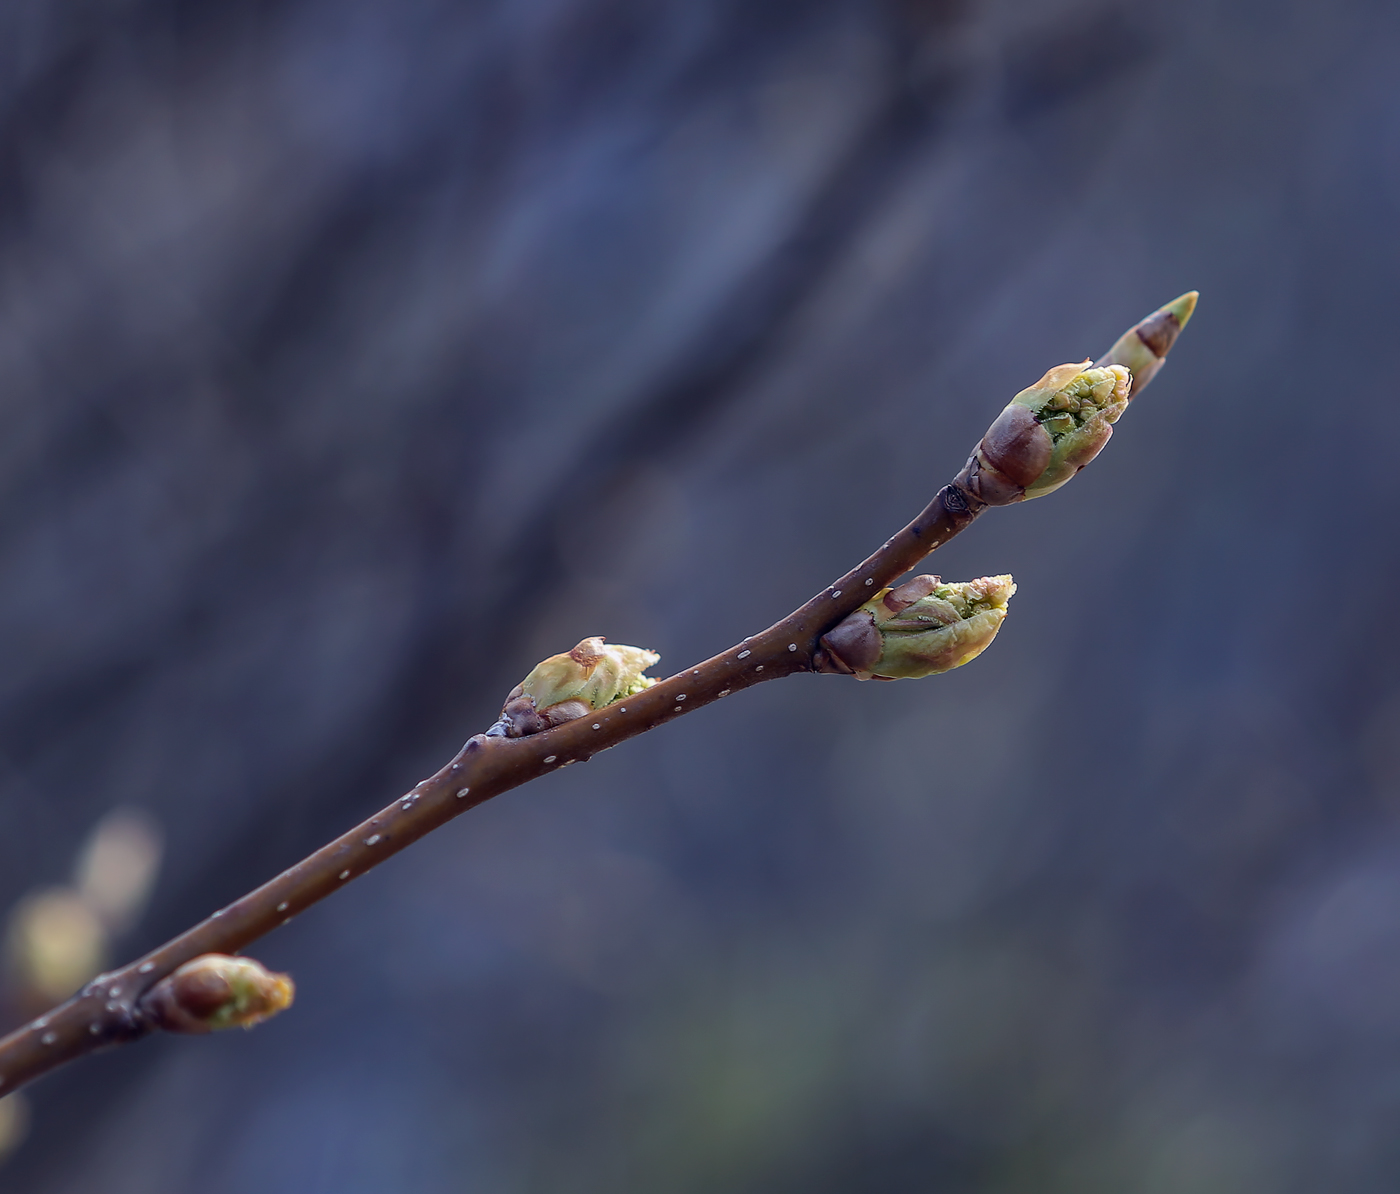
[0,1091,29,1168]
[0,806,161,1166]
[3,808,162,1013]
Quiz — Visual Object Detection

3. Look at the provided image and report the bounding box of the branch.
[0,292,1197,1094]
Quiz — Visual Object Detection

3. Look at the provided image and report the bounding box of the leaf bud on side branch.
[814,574,1016,680]
[954,290,1198,506]
[140,955,294,1034]
[488,637,660,738]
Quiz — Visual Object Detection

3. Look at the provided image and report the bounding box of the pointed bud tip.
[1165,290,1198,329]
[1089,291,1200,399]
[1133,290,1199,360]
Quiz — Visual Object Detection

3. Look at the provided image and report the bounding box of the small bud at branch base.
[141,955,294,1034]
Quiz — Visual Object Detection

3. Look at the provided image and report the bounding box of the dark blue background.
[2,1,1399,1190]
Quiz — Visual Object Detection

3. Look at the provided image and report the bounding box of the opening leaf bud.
[966,363,1131,504]
[142,954,294,1034]
[491,637,660,737]
[815,574,1016,680]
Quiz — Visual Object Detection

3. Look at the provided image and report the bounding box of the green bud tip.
[142,954,294,1034]
[1094,289,1198,396]
[1165,290,1198,327]
[814,573,1016,680]
[491,637,661,738]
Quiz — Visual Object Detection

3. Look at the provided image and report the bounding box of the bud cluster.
[961,362,1132,505]
[815,574,1016,681]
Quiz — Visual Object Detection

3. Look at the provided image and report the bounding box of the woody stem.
[0,291,1193,1093]
[0,483,981,1094]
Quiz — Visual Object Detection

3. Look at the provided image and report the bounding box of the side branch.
[0,292,1195,1094]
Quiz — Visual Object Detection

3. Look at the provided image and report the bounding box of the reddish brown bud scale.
[171,965,236,1020]
[815,611,882,675]
[979,404,1053,488]
[1134,308,1180,358]
[955,454,1025,507]
[567,640,605,668]
[882,575,939,613]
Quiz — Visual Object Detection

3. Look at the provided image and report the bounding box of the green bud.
[815,574,1016,680]
[956,291,1197,506]
[966,362,1132,504]
[1095,290,1197,395]
[142,954,294,1034]
[491,637,660,738]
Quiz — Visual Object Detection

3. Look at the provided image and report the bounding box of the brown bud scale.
[979,404,1053,488]
[816,611,882,675]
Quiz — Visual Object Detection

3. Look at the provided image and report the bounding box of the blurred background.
[0,0,1398,1190]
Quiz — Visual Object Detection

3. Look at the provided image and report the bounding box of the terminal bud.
[955,291,1197,507]
[1095,290,1197,394]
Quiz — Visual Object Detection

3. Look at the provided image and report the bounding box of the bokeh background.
[1,0,1398,1190]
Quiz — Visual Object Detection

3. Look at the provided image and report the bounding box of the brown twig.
[0,292,1195,1094]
